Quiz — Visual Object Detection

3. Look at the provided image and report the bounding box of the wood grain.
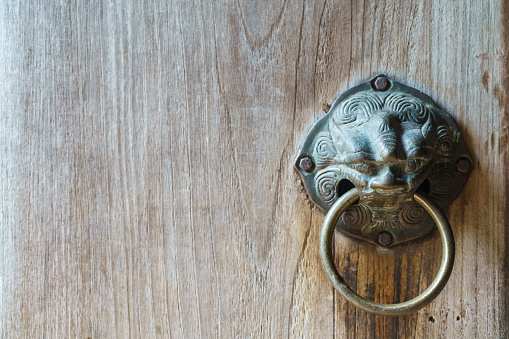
[0,0,506,338]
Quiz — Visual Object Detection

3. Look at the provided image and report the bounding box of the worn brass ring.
[320,189,455,316]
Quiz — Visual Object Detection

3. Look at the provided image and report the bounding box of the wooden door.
[0,0,507,338]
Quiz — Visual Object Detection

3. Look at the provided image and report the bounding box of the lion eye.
[351,163,376,175]
[406,159,427,173]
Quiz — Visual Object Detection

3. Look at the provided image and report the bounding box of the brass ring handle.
[320,188,455,316]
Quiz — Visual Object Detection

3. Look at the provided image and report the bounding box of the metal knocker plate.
[295,75,472,315]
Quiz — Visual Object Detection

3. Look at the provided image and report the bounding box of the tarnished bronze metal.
[295,75,472,246]
[320,188,455,316]
[296,75,471,315]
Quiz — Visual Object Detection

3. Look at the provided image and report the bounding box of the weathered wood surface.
[0,0,507,338]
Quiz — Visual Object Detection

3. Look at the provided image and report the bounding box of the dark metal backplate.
[295,75,472,247]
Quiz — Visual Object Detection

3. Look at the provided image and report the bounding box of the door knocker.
[295,75,472,316]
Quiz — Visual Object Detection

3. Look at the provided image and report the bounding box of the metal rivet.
[299,156,314,171]
[378,231,392,247]
[373,76,389,91]
[455,158,471,173]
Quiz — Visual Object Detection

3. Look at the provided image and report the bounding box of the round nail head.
[374,76,389,91]
[378,231,393,247]
[456,158,471,173]
[299,157,314,171]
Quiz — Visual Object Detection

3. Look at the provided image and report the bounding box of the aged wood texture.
[0,0,507,338]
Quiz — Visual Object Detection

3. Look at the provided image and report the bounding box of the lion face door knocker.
[295,75,472,316]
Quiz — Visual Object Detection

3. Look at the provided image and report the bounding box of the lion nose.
[369,167,406,190]
[367,112,402,162]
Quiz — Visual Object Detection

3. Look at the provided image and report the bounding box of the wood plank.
[0,0,506,338]
[315,1,508,337]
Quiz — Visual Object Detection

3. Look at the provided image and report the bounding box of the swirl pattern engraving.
[315,170,341,204]
[333,93,384,126]
[341,204,371,229]
[429,163,456,201]
[436,126,456,157]
[314,134,337,166]
[384,93,430,124]
[400,202,427,226]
